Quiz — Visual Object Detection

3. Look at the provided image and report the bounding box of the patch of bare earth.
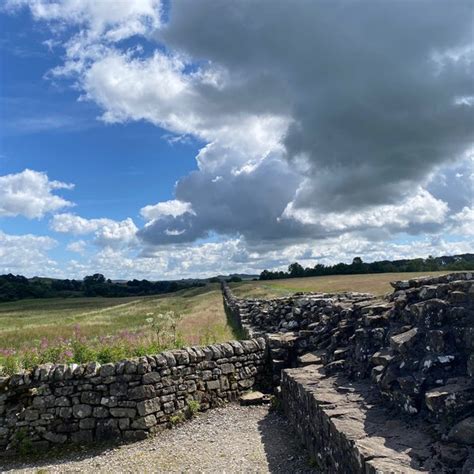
[1,405,315,473]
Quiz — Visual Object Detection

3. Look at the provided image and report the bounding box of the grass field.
[0,284,236,373]
[0,270,463,374]
[0,284,233,350]
[230,271,460,299]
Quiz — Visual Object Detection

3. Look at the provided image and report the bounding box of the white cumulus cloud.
[140,200,194,220]
[0,231,58,275]
[5,0,162,42]
[66,239,87,254]
[50,213,138,248]
[0,169,74,219]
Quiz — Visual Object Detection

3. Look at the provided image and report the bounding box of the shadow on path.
[257,408,317,473]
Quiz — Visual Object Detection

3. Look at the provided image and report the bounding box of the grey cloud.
[18,0,471,248]
[162,0,473,214]
[138,154,307,244]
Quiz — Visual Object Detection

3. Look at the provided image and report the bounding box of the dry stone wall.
[0,338,267,453]
[223,284,376,384]
[224,272,474,471]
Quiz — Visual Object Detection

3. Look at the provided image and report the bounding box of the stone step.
[239,391,270,406]
[296,351,324,367]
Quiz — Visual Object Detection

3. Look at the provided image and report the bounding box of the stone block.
[206,380,220,390]
[137,397,161,416]
[131,415,157,430]
[110,408,136,418]
[110,383,128,397]
[128,385,156,400]
[390,328,419,353]
[117,418,129,430]
[142,372,161,384]
[96,419,121,441]
[220,377,230,391]
[448,417,474,445]
[43,431,67,444]
[99,363,116,378]
[239,391,267,406]
[71,430,93,444]
[238,378,254,389]
[81,391,101,405]
[93,406,109,418]
[370,349,395,367]
[219,363,234,374]
[79,418,96,430]
[123,430,148,442]
[73,404,92,419]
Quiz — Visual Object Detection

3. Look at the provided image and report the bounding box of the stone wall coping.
[0,337,267,392]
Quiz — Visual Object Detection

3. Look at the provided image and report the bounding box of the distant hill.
[216,273,259,281]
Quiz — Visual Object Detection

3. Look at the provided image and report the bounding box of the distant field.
[230,271,460,298]
[0,271,463,373]
[0,284,233,355]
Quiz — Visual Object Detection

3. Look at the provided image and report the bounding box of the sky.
[0,0,473,280]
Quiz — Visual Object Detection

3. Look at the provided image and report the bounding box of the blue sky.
[1,8,199,219]
[0,1,472,280]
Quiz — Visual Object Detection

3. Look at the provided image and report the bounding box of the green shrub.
[169,412,185,425]
[186,399,200,417]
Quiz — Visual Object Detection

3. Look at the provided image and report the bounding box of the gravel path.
[1,405,316,473]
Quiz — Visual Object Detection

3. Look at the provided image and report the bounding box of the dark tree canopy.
[0,273,204,302]
[259,254,474,281]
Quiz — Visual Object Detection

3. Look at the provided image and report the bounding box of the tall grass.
[0,313,187,375]
[0,285,237,375]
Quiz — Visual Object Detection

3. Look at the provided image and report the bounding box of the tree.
[288,262,305,277]
[228,275,242,283]
[83,274,106,284]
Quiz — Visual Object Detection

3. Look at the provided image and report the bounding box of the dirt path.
[1,405,315,473]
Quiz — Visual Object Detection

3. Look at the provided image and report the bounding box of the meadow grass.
[1,271,461,374]
[0,284,235,374]
[230,271,460,298]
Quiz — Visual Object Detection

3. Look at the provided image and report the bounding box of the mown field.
[230,271,459,298]
[0,284,237,374]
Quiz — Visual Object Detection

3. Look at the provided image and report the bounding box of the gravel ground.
[1,404,316,473]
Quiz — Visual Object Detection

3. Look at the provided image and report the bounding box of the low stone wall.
[0,338,267,452]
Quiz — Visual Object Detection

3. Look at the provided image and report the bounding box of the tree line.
[259,253,474,280]
[0,273,205,302]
